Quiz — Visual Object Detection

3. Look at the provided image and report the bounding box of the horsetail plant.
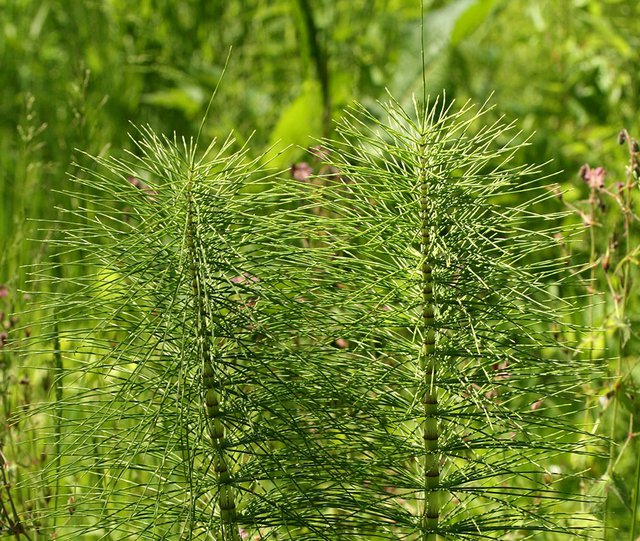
[23,128,362,540]
[276,95,604,538]
[22,93,603,539]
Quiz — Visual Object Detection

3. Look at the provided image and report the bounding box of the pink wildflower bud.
[291,162,313,181]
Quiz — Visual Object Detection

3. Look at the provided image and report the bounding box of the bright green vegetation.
[19,91,602,540]
[1,1,640,539]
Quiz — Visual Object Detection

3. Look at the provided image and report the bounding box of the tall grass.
[554,129,640,539]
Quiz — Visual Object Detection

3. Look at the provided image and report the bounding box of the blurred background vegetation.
[1,0,639,538]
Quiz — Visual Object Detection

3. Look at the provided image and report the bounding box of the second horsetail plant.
[279,96,604,538]
[22,93,603,539]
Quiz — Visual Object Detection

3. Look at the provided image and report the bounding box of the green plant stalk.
[631,432,640,540]
[292,0,331,138]
[0,448,29,541]
[185,182,239,541]
[53,318,63,530]
[579,189,597,518]
[606,135,635,537]
[419,137,439,539]
[606,307,624,474]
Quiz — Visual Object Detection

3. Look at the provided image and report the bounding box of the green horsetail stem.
[186,190,239,541]
[419,136,439,539]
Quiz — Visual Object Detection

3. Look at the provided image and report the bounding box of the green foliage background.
[1,0,640,538]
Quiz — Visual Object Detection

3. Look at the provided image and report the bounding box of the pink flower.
[291,162,313,181]
[578,164,606,191]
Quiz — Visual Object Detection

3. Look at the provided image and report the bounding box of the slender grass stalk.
[52,317,63,528]
[0,448,30,541]
[599,130,638,537]
[559,128,640,537]
[632,435,640,540]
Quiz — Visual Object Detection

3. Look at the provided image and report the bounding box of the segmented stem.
[186,190,239,541]
[418,136,439,539]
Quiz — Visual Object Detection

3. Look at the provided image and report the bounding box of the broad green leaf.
[142,85,205,118]
[618,380,640,416]
[611,472,633,510]
[451,0,498,46]
[263,79,322,168]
